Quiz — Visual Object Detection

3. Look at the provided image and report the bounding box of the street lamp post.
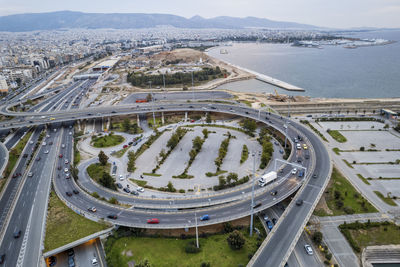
[149,81,156,128]
[191,71,194,102]
[195,212,199,248]
[249,151,258,237]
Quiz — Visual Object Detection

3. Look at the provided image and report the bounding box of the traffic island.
[44,191,109,252]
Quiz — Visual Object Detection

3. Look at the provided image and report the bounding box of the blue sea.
[208,30,400,98]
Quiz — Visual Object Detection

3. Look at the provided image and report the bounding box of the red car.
[123,145,128,148]
[147,218,160,224]
[59,154,63,158]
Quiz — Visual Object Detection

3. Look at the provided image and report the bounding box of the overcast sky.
[0,0,399,28]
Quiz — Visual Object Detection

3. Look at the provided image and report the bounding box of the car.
[36,157,41,161]
[12,173,18,178]
[59,154,63,158]
[200,214,210,221]
[312,173,318,179]
[92,258,98,265]
[28,172,33,177]
[42,142,46,146]
[297,157,302,163]
[64,168,68,173]
[111,111,116,114]
[49,141,53,145]
[304,244,313,255]
[29,141,34,144]
[66,173,70,179]
[23,153,28,158]
[189,106,194,108]
[66,192,72,197]
[46,134,50,138]
[297,135,303,141]
[65,159,69,164]
[128,142,133,145]
[13,230,21,238]
[123,187,131,193]
[279,149,284,154]
[0,254,5,264]
[303,144,308,150]
[131,191,139,196]
[137,187,144,192]
[291,168,297,175]
[88,207,97,212]
[107,214,118,219]
[306,114,312,118]
[44,150,49,154]
[119,175,124,181]
[272,218,277,224]
[270,190,277,196]
[266,220,273,230]
[116,183,123,189]
[61,144,65,148]
[298,170,304,177]
[296,199,303,206]
[253,202,262,208]
[57,166,61,170]
[72,189,79,194]
[67,249,74,257]
[48,256,57,266]
[147,218,160,224]
[123,145,128,148]
[293,138,298,143]
[305,154,310,160]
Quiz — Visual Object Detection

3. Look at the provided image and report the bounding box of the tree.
[202,128,209,139]
[98,150,108,166]
[127,151,135,172]
[226,173,238,184]
[192,136,204,151]
[218,176,226,186]
[99,172,115,190]
[243,119,257,133]
[132,123,139,134]
[206,113,212,123]
[122,118,130,132]
[136,259,152,267]
[313,231,323,244]
[227,230,245,250]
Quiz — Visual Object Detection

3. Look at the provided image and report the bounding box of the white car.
[291,168,297,175]
[44,150,49,154]
[64,168,69,173]
[42,142,46,146]
[119,175,124,181]
[61,144,65,148]
[46,134,50,138]
[28,172,33,177]
[304,244,313,255]
[69,132,72,135]
[65,159,69,164]
[29,141,34,144]
[137,187,144,193]
[91,258,98,265]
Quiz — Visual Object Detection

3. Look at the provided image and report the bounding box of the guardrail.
[0,142,9,178]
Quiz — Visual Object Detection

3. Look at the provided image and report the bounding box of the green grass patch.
[129,179,148,187]
[342,159,354,169]
[320,167,377,216]
[339,221,400,254]
[240,144,249,164]
[44,191,109,252]
[105,223,265,267]
[357,174,371,185]
[300,120,328,142]
[327,130,347,143]
[332,147,341,155]
[3,130,33,178]
[172,174,194,179]
[91,134,125,148]
[373,191,397,206]
[142,172,162,177]
[113,146,130,158]
[205,170,227,177]
[87,163,111,183]
[184,124,255,137]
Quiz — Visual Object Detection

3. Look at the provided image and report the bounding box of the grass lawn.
[142,172,162,177]
[327,130,347,143]
[316,167,377,216]
[111,121,143,135]
[114,146,130,158]
[349,223,400,249]
[106,222,265,267]
[374,191,397,206]
[357,174,371,185]
[129,179,147,187]
[332,147,341,155]
[87,163,111,183]
[3,130,33,178]
[44,191,109,252]
[91,134,125,148]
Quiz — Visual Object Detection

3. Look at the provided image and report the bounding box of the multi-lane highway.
[0,87,331,267]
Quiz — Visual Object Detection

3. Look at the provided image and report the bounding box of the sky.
[0,0,399,28]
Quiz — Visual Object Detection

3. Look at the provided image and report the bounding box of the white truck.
[258,171,277,187]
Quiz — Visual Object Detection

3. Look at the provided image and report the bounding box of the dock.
[232,64,305,92]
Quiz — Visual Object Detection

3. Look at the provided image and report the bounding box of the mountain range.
[0,11,319,32]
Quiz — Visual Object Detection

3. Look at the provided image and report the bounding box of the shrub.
[223,222,233,233]
[185,240,201,254]
[227,230,245,250]
[313,231,323,244]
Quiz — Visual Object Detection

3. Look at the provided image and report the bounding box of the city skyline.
[0,0,400,29]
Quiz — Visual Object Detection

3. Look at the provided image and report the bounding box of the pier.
[232,64,305,92]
